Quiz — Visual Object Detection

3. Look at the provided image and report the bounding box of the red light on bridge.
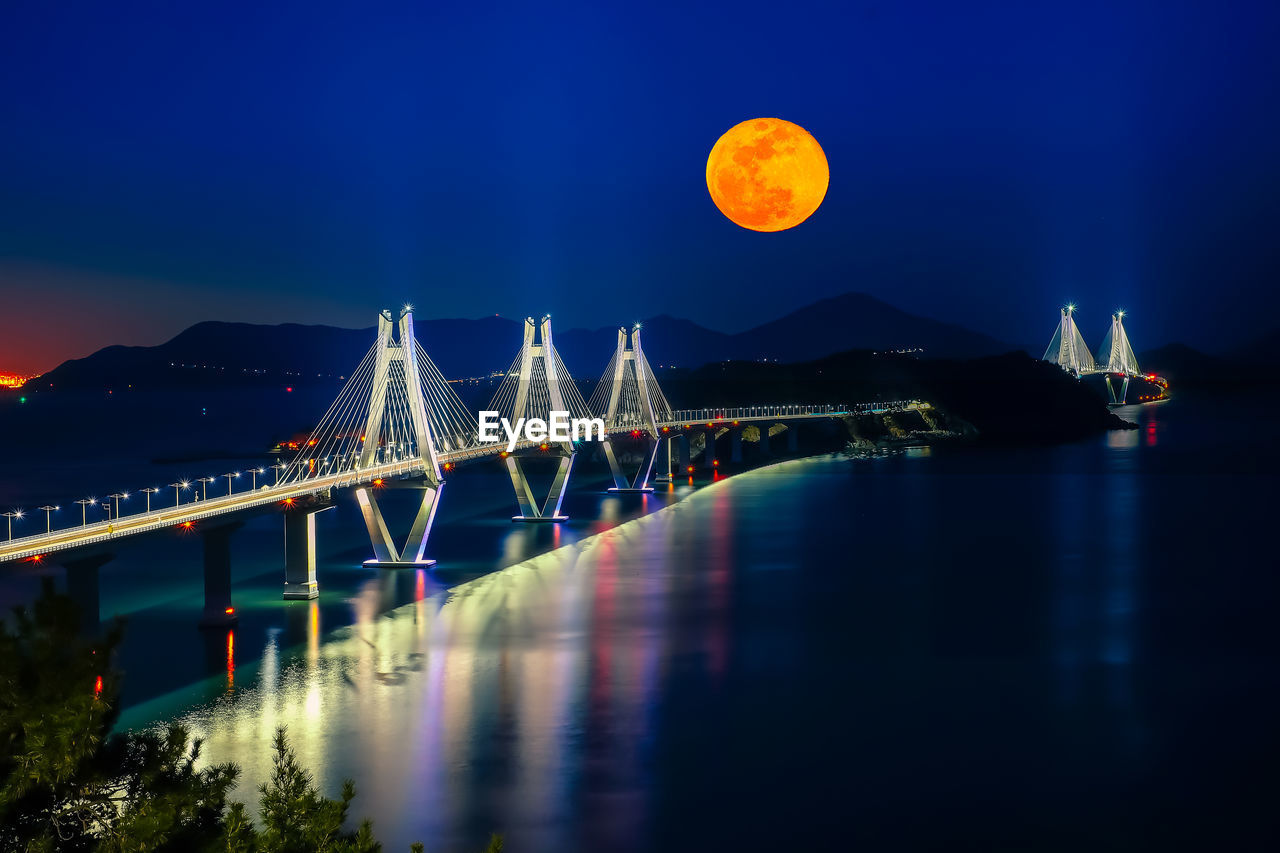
[224,606,235,615]
[180,521,194,529]
[28,554,44,564]
[686,465,695,473]
[662,427,670,433]
[286,386,293,393]
[500,451,509,458]
[373,478,385,486]
[282,498,295,506]
[540,443,549,451]
[631,430,641,437]
[443,463,453,471]
[713,460,719,467]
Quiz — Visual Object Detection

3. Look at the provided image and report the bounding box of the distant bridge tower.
[487,316,592,521]
[280,307,478,571]
[1097,310,1140,404]
[589,324,674,492]
[1042,304,1095,377]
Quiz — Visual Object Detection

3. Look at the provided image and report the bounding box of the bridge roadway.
[0,401,920,565]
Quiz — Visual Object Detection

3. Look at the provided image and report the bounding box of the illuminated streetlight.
[141,487,160,513]
[107,492,129,518]
[2,510,23,541]
[169,481,191,506]
[248,467,265,490]
[37,505,59,533]
[74,498,97,526]
[221,472,240,496]
[197,477,216,501]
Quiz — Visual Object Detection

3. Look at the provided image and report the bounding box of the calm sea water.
[3,392,1279,850]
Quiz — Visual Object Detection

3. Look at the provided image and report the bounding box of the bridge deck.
[0,401,920,564]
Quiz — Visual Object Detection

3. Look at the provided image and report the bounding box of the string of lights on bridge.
[0,306,916,556]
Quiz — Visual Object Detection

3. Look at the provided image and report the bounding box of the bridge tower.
[1098,310,1139,405]
[487,316,592,521]
[280,307,478,574]
[1042,304,1095,377]
[354,309,445,566]
[589,325,674,492]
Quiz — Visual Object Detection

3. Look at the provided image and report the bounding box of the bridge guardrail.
[664,401,921,424]
[1,400,927,562]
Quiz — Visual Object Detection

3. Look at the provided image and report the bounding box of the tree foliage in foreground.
[0,580,501,852]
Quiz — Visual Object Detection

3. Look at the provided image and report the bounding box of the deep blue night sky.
[2,0,1278,373]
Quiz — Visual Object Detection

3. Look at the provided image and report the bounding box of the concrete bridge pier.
[730,429,743,463]
[506,450,574,522]
[703,429,718,469]
[654,434,674,483]
[63,552,113,636]
[787,424,798,452]
[200,521,243,628]
[758,425,772,456]
[283,506,334,600]
[604,435,659,492]
[357,481,442,568]
[676,433,691,472]
[1105,375,1131,405]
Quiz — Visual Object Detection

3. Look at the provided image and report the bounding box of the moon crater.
[706,117,829,232]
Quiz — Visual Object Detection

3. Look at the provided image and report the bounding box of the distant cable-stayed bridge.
[1042,305,1164,404]
[0,307,917,628]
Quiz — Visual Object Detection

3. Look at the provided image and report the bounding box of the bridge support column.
[283,506,333,600]
[758,425,772,456]
[1104,375,1131,405]
[507,452,574,522]
[730,429,743,463]
[676,433,691,472]
[787,424,798,453]
[200,521,243,628]
[357,483,441,568]
[604,435,659,492]
[654,435,674,483]
[64,553,112,636]
[703,430,718,469]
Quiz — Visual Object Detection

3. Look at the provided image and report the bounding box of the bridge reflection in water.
[135,490,724,852]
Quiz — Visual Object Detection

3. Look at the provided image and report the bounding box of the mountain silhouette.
[35,292,1014,391]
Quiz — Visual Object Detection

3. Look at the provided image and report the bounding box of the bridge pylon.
[487,316,592,521]
[280,307,479,570]
[1098,310,1139,405]
[1042,304,1095,377]
[589,325,674,492]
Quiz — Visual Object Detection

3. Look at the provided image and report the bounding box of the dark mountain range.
[34,292,1014,391]
[657,347,1130,443]
[1137,342,1276,388]
[1231,328,1280,367]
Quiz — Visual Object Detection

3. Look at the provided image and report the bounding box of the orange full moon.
[706,117,829,232]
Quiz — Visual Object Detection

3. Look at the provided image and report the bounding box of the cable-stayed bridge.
[0,308,917,627]
[1042,305,1160,404]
